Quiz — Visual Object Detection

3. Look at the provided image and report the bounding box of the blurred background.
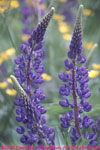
[0,0,100,146]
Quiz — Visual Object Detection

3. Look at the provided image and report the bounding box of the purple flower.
[92,124,99,133]
[59,97,69,107]
[60,110,74,129]
[87,135,98,146]
[58,72,69,82]
[97,117,100,125]
[82,116,94,128]
[16,125,25,134]
[86,117,100,146]
[58,5,96,146]
[13,8,55,146]
[59,84,70,96]
[70,136,76,146]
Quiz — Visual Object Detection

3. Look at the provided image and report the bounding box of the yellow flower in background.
[0,48,16,65]
[63,34,71,41]
[84,9,94,16]
[0,82,7,89]
[59,24,70,33]
[0,6,7,14]
[0,53,9,60]
[26,0,33,6]
[6,48,16,56]
[10,0,19,8]
[0,53,8,65]
[58,22,70,33]
[84,42,94,50]
[58,22,67,26]
[42,73,52,81]
[0,0,8,6]
[21,34,30,42]
[39,4,46,10]
[0,59,3,65]
[7,78,13,84]
[54,14,64,21]
[59,0,66,2]
[92,64,100,70]
[6,89,17,96]
[26,0,46,10]
[88,70,99,78]
[0,0,19,14]
[65,70,71,74]
[0,0,6,6]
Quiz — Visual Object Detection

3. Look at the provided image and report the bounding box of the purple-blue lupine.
[84,117,100,146]
[12,7,55,146]
[58,5,99,146]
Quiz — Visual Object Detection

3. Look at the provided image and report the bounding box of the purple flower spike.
[58,5,99,146]
[12,7,55,146]
[29,7,55,44]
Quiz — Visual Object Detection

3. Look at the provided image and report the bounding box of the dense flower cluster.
[58,5,100,146]
[84,117,100,146]
[13,7,55,146]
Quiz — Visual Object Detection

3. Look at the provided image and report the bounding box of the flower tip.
[80,5,84,10]
[10,75,13,78]
[77,4,84,19]
[50,7,55,15]
[51,7,55,13]
[94,43,98,48]
[10,75,16,84]
[10,75,14,80]
[79,5,84,13]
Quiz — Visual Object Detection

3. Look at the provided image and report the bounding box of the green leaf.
[55,126,66,150]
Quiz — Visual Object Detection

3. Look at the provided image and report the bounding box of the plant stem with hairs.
[72,60,81,136]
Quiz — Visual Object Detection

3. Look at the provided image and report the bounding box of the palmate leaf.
[55,126,66,150]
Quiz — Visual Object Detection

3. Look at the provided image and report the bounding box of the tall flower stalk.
[11,7,55,146]
[58,5,99,146]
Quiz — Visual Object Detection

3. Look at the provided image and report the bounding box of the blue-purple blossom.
[85,117,100,146]
[59,97,69,107]
[58,5,98,146]
[12,7,55,146]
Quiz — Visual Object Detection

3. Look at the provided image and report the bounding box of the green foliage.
[55,127,66,149]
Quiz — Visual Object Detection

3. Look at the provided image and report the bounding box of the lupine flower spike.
[58,5,97,146]
[11,7,55,146]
